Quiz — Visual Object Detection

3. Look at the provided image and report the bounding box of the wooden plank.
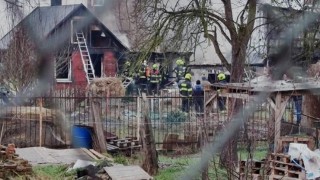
[267,97,276,110]
[104,165,153,180]
[81,148,99,160]
[136,97,141,140]
[91,101,107,152]
[90,149,114,162]
[219,93,250,100]
[205,93,217,106]
[39,98,43,147]
[89,149,105,159]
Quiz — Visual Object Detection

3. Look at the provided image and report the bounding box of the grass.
[155,155,228,180]
[31,165,76,179]
[238,143,269,161]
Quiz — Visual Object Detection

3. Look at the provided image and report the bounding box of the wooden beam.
[136,97,141,140]
[267,97,276,110]
[140,93,158,175]
[219,93,250,99]
[39,98,43,147]
[205,93,217,106]
[274,94,290,153]
[91,100,107,153]
[81,148,99,160]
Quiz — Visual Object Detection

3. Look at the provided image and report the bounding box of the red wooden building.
[0,3,128,91]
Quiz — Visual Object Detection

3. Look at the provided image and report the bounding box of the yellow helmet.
[176,58,185,65]
[185,73,192,80]
[217,73,226,81]
[152,64,158,69]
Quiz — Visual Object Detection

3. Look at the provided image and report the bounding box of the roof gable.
[0,4,128,50]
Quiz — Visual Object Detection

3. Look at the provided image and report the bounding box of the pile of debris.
[70,150,152,180]
[238,135,317,180]
[0,144,32,178]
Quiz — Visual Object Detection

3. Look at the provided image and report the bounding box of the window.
[91,0,104,6]
[56,57,72,82]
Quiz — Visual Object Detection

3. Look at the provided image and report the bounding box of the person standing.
[149,64,161,95]
[179,73,193,112]
[174,58,188,83]
[136,61,149,94]
[217,72,227,111]
[193,80,204,115]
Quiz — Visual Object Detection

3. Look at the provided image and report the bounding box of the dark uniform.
[149,69,161,95]
[137,65,149,93]
[193,80,204,114]
[179,78,193,112]
[174,66,187,83]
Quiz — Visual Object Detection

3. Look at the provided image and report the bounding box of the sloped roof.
[0,4,79,49]
[0,4,128,50]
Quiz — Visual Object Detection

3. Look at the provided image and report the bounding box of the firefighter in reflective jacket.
[179,73,193,112]
[174,58,187,83]
[149,64,161,95]
[137,61,149,92]
[217,72,227,111]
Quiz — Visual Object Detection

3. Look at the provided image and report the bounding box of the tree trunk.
[219,45,246,175]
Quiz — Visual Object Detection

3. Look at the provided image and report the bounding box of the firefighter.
[179,73,193,112]
[174,58,188,83]
[137,61,149,93]
[217,72,227,111]
[149,64,161,95]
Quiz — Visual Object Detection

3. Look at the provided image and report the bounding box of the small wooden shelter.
[206,79,320,152]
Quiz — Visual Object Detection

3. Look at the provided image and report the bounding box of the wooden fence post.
[91,99,107,152]
[39,98,43,147]
[139,93,158,175]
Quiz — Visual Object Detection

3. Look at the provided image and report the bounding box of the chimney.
[51,0,62,6]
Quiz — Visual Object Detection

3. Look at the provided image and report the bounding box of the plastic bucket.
[72,125,93,148]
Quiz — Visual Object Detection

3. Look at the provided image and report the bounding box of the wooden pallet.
[240,173,262,180]
[239,160,265,174]
[268,153,305,180]
[276,136,314,153]
[107,137,141,155]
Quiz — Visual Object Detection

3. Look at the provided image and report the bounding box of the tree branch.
[206,28,231,71]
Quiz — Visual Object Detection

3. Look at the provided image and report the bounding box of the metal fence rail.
[0,88,300,149]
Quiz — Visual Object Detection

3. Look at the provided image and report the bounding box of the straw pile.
[88,77,125,97]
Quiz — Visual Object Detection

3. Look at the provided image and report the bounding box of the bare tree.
[131,0,257,175]
[0,27,40,94]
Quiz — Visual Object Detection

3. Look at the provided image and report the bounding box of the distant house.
[262,4,320,67]
[0,3,128,89]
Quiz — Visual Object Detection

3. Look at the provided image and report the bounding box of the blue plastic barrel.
[72,125,93,148]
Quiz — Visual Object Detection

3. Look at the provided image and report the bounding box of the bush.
[165,111,187,125]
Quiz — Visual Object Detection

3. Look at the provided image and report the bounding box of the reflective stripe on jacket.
[150,70,161,83]
[179,80,192,97]
[174,66,186,78]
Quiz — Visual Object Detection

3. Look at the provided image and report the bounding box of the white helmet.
[143,60,147,66]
